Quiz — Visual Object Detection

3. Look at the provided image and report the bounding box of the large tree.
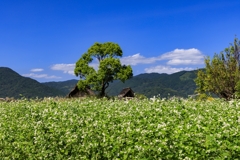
[74,42,133,97]
[195,37,240,100]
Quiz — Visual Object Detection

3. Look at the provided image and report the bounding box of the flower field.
[0,97,240,159]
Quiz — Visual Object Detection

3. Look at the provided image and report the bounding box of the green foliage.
[194,93,216,101]
[1,98,240,159]
[235,81,240,98]
[74,42,133,97]
[196,93,209,100]
[195,37,240,100]
[134,93,147,100]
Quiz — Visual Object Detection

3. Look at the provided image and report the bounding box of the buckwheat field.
[0,97,240,159]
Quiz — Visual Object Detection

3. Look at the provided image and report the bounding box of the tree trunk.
[99,81,109,97]
[99,89,105,97]
[99,82,106,97]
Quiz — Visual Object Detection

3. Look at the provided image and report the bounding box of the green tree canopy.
[195,37,240,100]
[74,42,133,97]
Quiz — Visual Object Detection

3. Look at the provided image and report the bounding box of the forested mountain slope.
[43,79,78,96]
[0,67,65,98]
[106,70,198,98]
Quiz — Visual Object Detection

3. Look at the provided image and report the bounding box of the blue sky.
[1,0,240,82]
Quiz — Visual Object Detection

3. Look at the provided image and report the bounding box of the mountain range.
[0,67,65,98]
[0,67,198,99]
[106,70,198,98]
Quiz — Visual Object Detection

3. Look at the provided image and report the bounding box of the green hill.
[0,67,65,99]
[43,79,78,96]
[106,70,198,98]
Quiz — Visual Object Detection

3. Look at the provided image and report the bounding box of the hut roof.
[68,85,95,98]
[118,87,134,98]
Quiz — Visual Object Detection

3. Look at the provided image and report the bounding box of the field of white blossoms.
[0,97,240,159]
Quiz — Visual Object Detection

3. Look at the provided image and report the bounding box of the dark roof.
[68,85,95,98]
[118,87,134,97]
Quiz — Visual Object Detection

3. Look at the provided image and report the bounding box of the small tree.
[195,37,240,100]
[74,42,133,97]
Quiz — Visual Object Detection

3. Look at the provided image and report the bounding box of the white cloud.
[51,64,75,75]
[22,73,61,79]
[120,49,204,66]
[51,62,99,75]
[160,48,204,65]
[121,53,158,66]
[30,68,44,72]
[144,65,194,74]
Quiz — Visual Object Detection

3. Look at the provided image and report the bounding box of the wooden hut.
[68,85,95,98]
[118,87,135,98]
